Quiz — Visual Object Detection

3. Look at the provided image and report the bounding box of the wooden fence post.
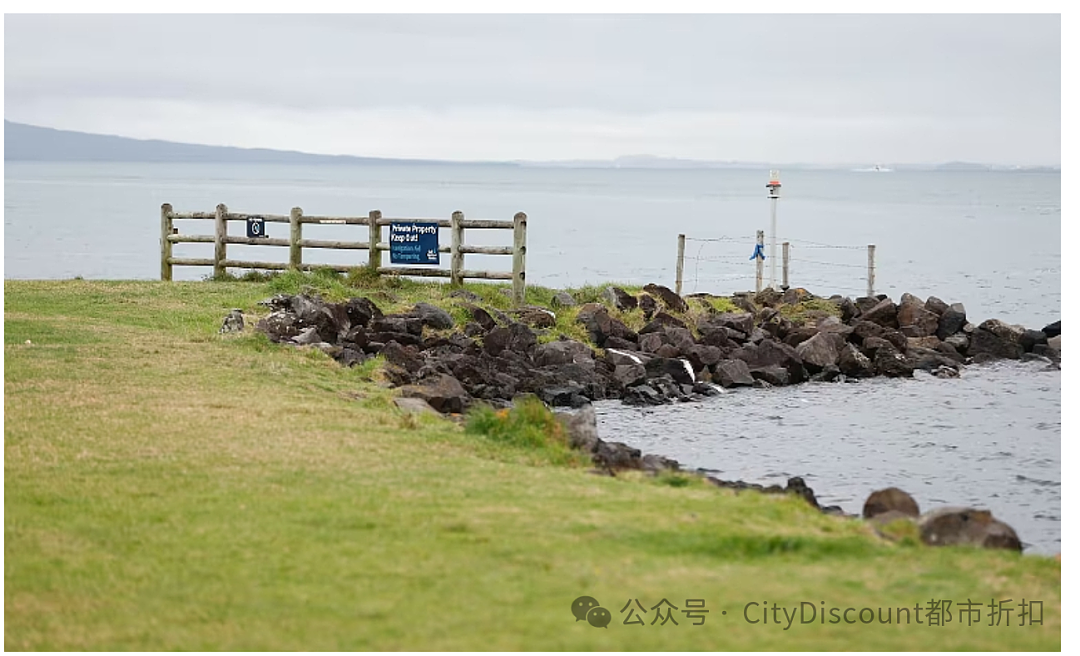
[368,210,382,270]
[160,203,173,281]
[782,241,790,290]
[755,230,764,293]
[214,203,228,279]
[867,244,876,297]
[512,212,527,306]
[289,207,303,270]
[450,210,464,286]
[675,233,686,296]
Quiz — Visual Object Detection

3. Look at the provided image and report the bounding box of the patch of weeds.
[779,297,842,325]
[656,471,694,488]
[352,355,386,382]
[464,397,588,466]
[344,265,382,289]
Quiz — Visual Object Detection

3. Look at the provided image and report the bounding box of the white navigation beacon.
[766,170,782,290]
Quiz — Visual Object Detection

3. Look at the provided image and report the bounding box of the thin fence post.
[512,212,527,306]
[755,230,764,293]
[782,241,790,290]
[450,210,464,286]
[160,203,173,281]
[214,203,228,279]
[675,233,686,296]
[368,210,382,270]
[867,244,876,297]
[289,207,303,270]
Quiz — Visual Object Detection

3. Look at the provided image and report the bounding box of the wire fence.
[676,233,876,298]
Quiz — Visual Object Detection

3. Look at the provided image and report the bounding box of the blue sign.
[389,222,440,265]
[246,216,267,239]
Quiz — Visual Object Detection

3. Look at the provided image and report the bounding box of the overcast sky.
[3,13,1062,165]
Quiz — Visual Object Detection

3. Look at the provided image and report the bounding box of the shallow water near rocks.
[595,360,1061,555]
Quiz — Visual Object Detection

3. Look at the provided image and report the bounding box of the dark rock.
[640,312,689,333]
[1019,329,1048,353]
[794,332,842,372]
[604,336,638,351]
[605,348,649,367]
[662,326,696,356]
[936,303,968,340]
[655,344,681,359]
[291,326,323,345]
[907,335,943,351]
[370,331,422,347]
[925,296,949,316]
[641,454,681,473]
[594,441,643,469]
[256,310,302,343]
[462,304,497,331]
[512,305,557,328]
[837,343,875,378]
[392,397,440,416]
[854,296,881,315]
[400,374,470,414]
[409,302,454,330]
[849,320,885,345]
[838,297,858,323]
[860,298,899,328]
[639,332,664,354]
[334,347,368,367]
[705,312,755,338]
[534,339,594,367]
[731,294,757,314]
[918,507,1022,552]
[638,293,658,320]
[873,344,914,378]
[219,309,244,334]
[809,364,842,382]
[643,283,688,313]
[576,303,636,347]
[687,344,724,371]
[881,328,909,353]
[602,286,638,312]
[538,385,590,408]
[1042,320,1061,338]
[624,384,667,406]
[372,316,423,337]
[968,327,1023,361]
[713,359,754,388]
[749,364,789,386]
[944,333,969,353]
[644,357,696,386]
[785,476,819,509]
[860,336,891,358]
[380,341,425,374]
[551,291,577,308]
[463,322,485,338]
[906,347,962,371]
[483,323,538,357]
[696,320,733,349]
[555,405,600,452]
[863,487,920,519]
[730,340,806,384]
[931,365,961,378]
[612,363,647,388]
[753,288,782,307]
[343,326,370,349]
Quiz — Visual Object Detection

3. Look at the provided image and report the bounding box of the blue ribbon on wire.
[749,244,766,261]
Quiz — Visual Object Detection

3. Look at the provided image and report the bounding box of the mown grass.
[4,278,1060,650]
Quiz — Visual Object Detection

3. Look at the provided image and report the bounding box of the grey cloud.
[3,13,1061,164]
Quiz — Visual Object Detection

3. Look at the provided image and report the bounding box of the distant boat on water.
[853,164,894,172]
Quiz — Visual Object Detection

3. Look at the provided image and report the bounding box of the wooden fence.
[674,232,877,298]
[160,203,528,304]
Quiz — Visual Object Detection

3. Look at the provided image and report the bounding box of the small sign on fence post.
[389,222,440,265]
[246,216,267,239]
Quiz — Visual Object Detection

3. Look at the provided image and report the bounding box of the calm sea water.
[3,162,1061,552]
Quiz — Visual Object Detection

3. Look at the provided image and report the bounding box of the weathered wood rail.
[160,203,528,304]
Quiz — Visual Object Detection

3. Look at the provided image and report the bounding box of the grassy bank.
[4,278,1060,650]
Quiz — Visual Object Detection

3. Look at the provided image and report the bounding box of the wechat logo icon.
[571,595,611,628]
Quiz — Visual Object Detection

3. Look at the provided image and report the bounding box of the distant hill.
[2,121,483,166]
[3,121,1058,171]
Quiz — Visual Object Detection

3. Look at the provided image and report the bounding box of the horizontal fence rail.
[160,204,528,304]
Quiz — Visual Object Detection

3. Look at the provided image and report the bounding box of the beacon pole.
[766,170,782,290]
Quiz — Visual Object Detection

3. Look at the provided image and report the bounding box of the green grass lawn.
[4,278,1060,650]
